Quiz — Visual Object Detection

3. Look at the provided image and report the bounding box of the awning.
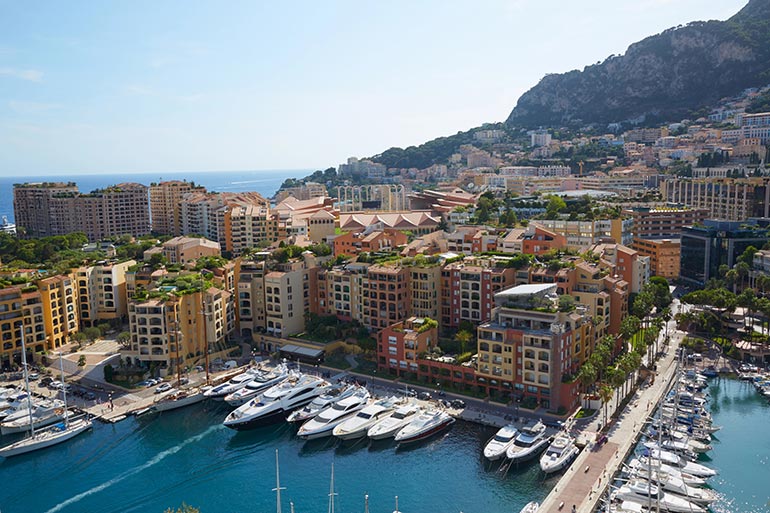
[279,344,325,360]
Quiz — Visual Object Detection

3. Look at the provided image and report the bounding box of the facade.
[661,178,770,221]
[12,182,79,237]
[407,265,442,325]
[680,220,770,286]
[317,263,369,323]
[532,218,633,249]
[236,259,267,338]
[76,260,136,327]
[333,230,408,257]
[623,206,707,238]
[37,275,78,351]
[227,204,280,256]
[147,236,221,265]
[440,257,516,329]
[0,287,46,368]
[339,212,440,236]
[337,185,407,212]
[377,317,437,376]
[476,283,594,411]
[75,183,150,241]
[149,180,206,235]
[632,238,681,280]
[365,265,410,331]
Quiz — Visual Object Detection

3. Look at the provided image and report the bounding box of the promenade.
[537,324,683,513]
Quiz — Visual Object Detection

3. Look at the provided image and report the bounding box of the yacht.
[632,470,717,505]
[224,365,290,406]
[286,383,359,423]
[539,434,579,474]
[625,457,708,487]
[612,480,706,513]
[518,502,539,513]
[394,409,455,444]
[152,387,207,412]
[203,366,263,399]
[333,396,400,440]
[224,373,329,430]
[483,424,518,461]
[644,448,717,478]
[367,403,422,440]
[1,400,65,435]
[506,421,550,463]
[297,388,371,440]
[0,392,32,420]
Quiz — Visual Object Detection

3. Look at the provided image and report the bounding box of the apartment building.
[440,257,516,329]
[532,218,633,250]
[160,236,220,265]
[316,262,369,324]
[333,230,408,257]
[661,178,770,221]
[365,264,410,331]
[0,286,46,368]
[622,206,707,238]
[149,180,206,235]
[407,264,442,325]
[236,259,267,338]
[445,227,498,255]
[76,183,150,241]
[76,260,136,327]
[263,255,320,338]
[12,182,80,237]
[632,238,681,280]
[274,182,327,202]
[377,317,438,376]
[181,192,269,249]
[476,283,595,410]
[37,275,78,350]
[227,204,280,256]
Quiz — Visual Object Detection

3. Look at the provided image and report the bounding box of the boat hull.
[0,418,92,458]
[396,418,454,444]
[153,393,206,412]
[225,408,290,430]
[1,411,65,435]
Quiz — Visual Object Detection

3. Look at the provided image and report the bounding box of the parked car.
[48,380,64,390]
[27,372,39,381]
[84,391,97,401]
[155,382,173,394]
[417,392,432,401]
[40,376,53,387]
[450,399,466,409]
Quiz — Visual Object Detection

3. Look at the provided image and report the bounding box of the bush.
[103,364,114,382]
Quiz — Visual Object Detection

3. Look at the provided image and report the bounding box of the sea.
[0,169,311,224]
[0,405,552,513]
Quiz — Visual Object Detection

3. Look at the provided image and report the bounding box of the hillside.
[506,0,770,127]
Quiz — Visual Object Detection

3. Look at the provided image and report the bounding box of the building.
[143,236,221,265]
[37,275,78,351]
[75,183,150,241]
[13,182,79,237]
[377,317,438,377]
[227,204,280,256]
[365,264,410,332]
[274,182,327,202]
[333,230,408,257]
[440,257,516,330]
[0,286,45,368]
[661,178,770,221]
[317,262,370,324]
[181,192,269,250]
[680,220,770,287]
[407,264,442,325]
[532,218,633,249]
[339,212,440,236]
[337,185,407,213]
[76,260,136,327]
[476,283,595,410]
[632,238,681,280]
[235,259,268,338]
[263,254,321,338]
[623,206,707,239]
[521,225,568,255]
[530,129,552,147]
[149,180,206,235]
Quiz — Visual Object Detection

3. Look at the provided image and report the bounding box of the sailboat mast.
[272,449,285,513]
[327,462,337,513]
[59,352,69,427]
[19,324,35,438]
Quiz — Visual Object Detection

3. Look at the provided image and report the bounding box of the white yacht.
[224,373,329,430]
[333,396,400,440]
[483,424,518,461]
[644,448,717,478]
[506,421,550,463]
[632,470,717,505]
[152,388,207,412]
[203,366,262,399]
[367,403,422,440]
[286,383,359,423]
[1,400,66,435]
[539,434,579,474]
[612,480,706,513]
[625,457,708,487]
[394,409,455,444]
[518,502,539,513]
[224,365,290,406]
[297,388,371,440]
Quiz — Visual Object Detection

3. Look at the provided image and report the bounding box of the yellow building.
[149,180,206,236]
[632,237,681,280]
[76,260,136,327]
[38,275,78,350]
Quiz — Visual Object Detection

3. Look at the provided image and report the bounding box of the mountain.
[506,0,770,128]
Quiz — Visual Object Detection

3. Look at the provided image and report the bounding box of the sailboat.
[0,348,92,458]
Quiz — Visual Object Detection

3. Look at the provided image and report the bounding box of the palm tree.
[577,361,597,408]
[599,384,614,428]
[454,330,473,354]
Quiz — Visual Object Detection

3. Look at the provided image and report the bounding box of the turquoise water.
[0,403,553,513]
[708,378,770,513]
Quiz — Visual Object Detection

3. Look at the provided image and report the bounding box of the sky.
[0,0,748,177]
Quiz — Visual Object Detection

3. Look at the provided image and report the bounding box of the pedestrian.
[572,505,576,513]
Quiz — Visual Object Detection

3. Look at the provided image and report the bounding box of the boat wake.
[43,425,222,513]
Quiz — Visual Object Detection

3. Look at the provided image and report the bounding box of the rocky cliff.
[506,0,770,127]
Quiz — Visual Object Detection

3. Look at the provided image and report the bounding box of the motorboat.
[367,403,422,440]
[394,409,455,444]
[483,424,518,461]
[539,434,579,474]
[203,366,263,399]
[153,388,207,412]
[297,388,371,440]
[333,396,400,440]
[1,400,66,435]
[634,470,717,505]
[286,383,359,423]
[506,420,550,463]
[0,393,32,420]
[224,373,329,430]
[643,441,696,462]
[0,352,93,457]
[625,457,708,487]
[644,448,717,478]
[224,365,290,406]
[518,502,539,513]
[612,479,706,513]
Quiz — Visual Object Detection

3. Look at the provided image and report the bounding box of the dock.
[536,341,682,513]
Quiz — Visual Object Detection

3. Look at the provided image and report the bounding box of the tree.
[454,330,473,355]
[83,327,102,343]
[103,363,114,382]
[77,355,87,368]
[599,384,614,427]
[117,331,131,348]
[576,361,597,408]
[620,316,641,351]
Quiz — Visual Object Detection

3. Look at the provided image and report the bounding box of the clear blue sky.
[0,0,747,176]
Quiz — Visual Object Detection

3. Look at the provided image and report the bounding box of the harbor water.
[707,378,770,513]
[0,402,554,513]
